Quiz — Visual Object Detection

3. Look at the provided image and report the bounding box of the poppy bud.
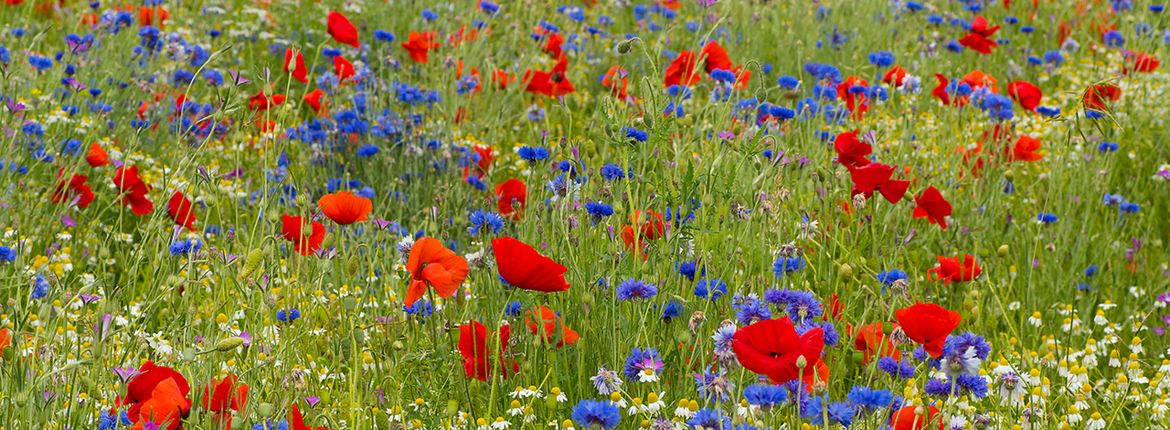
[392,340,405,350]
[214,336,245,352]
[998,244,1009,256]
[1004,170,1014,180]
[257,402,274,417]
[795,355,808,369]
[182,347,197,361]
[838,263,854,280]
[446,399,460,415]
[346,255,360,276]
[616,39,633,54]
[545,395,558,410]
[581,291,595,306]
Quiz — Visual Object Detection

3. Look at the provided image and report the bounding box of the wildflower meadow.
[1,0,1170,429]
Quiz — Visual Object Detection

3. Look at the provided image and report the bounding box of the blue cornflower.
[1120,202,1140,213]
[710,68,737,83]
[1098,141,1119,152]
[468,210,506,236]
[733,294,772,324]
[374,30,396,43]
[878,356,915,378]
[693,368,734,402]
[1043,50,1064,66]
[169,238,203,256]
[847,386,895,411]
[599,163,625,180]
[252,419,290,430]
[0,245,15,262]
[571,400,621,429]
[585,202,614,219]
[356,144,380,157]
[480,1,500,15]
[744,384,787,407]
[276,308,301,324]
[677,260,704,280]
[688,408,732,430]
[616,279,658,301]
[867,51,895,67]
[1103,30,1125,47]
[517,146,550,162]
[937,331,991,375]
[875,270,907,286]
[712,323,737,361]
[31,274,50,299]
[29,55,54,71]
[1036,212,1058,224]
[661,299,684,321]
[777,75,800,90]
[623,347,664,381]
[403,300,434,320]
[421,9,439,20]
[772,255,805,278]
[504,300,523,317]
[1035,106,1060,117]
[694,278,728,300]
[622,127,649,143]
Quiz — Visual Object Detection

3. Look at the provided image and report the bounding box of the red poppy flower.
[602,65,630,100]
[524,55,575,97]
[631,209,665,240]
[404,238,470,307]
[699,40,734,74]
[122,361,192,430]
[202,375,247,429]
[248,91,286,111]
[663,51,701,87]
[833,130,872,170]
[113,166,154,215]
[912,186,952,230]
[304,89,326,114]
[402,31,439,63]
[524,305,579,347]
[327,11,360,48]
[959,16,999,54]
[51,171,95,209]
[889,404,945,430]
[290,403,329,430]
[731,317,825,384]
[927,254,982,284]
[543,32,564,58]
[491,236,570,293]
[961,70,997,92]
[492,70,514,89]
[1010,135,1043,162]
[895,302,961,358]
[333,55,355,82]
[930,74,965,106]
[317,191,372,225]
[1083,83,1121,111]
[167,191,197,231]
[464,145,495,179]
[458,320,518,381]
[849,163,910,204]
[1124,51,1160,74]
[495,178,527,220]
[882,65,908,87]
[86,142,110,167]
[281,215,326,256]
[0,328,9,355]
[284,48,308,84]
[1007,80,1042,111]
[853,322,901,364]
[836,76,870,120]
[659,0,683,10]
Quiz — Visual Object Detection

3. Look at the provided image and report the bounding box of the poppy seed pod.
[214,336,245,352]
